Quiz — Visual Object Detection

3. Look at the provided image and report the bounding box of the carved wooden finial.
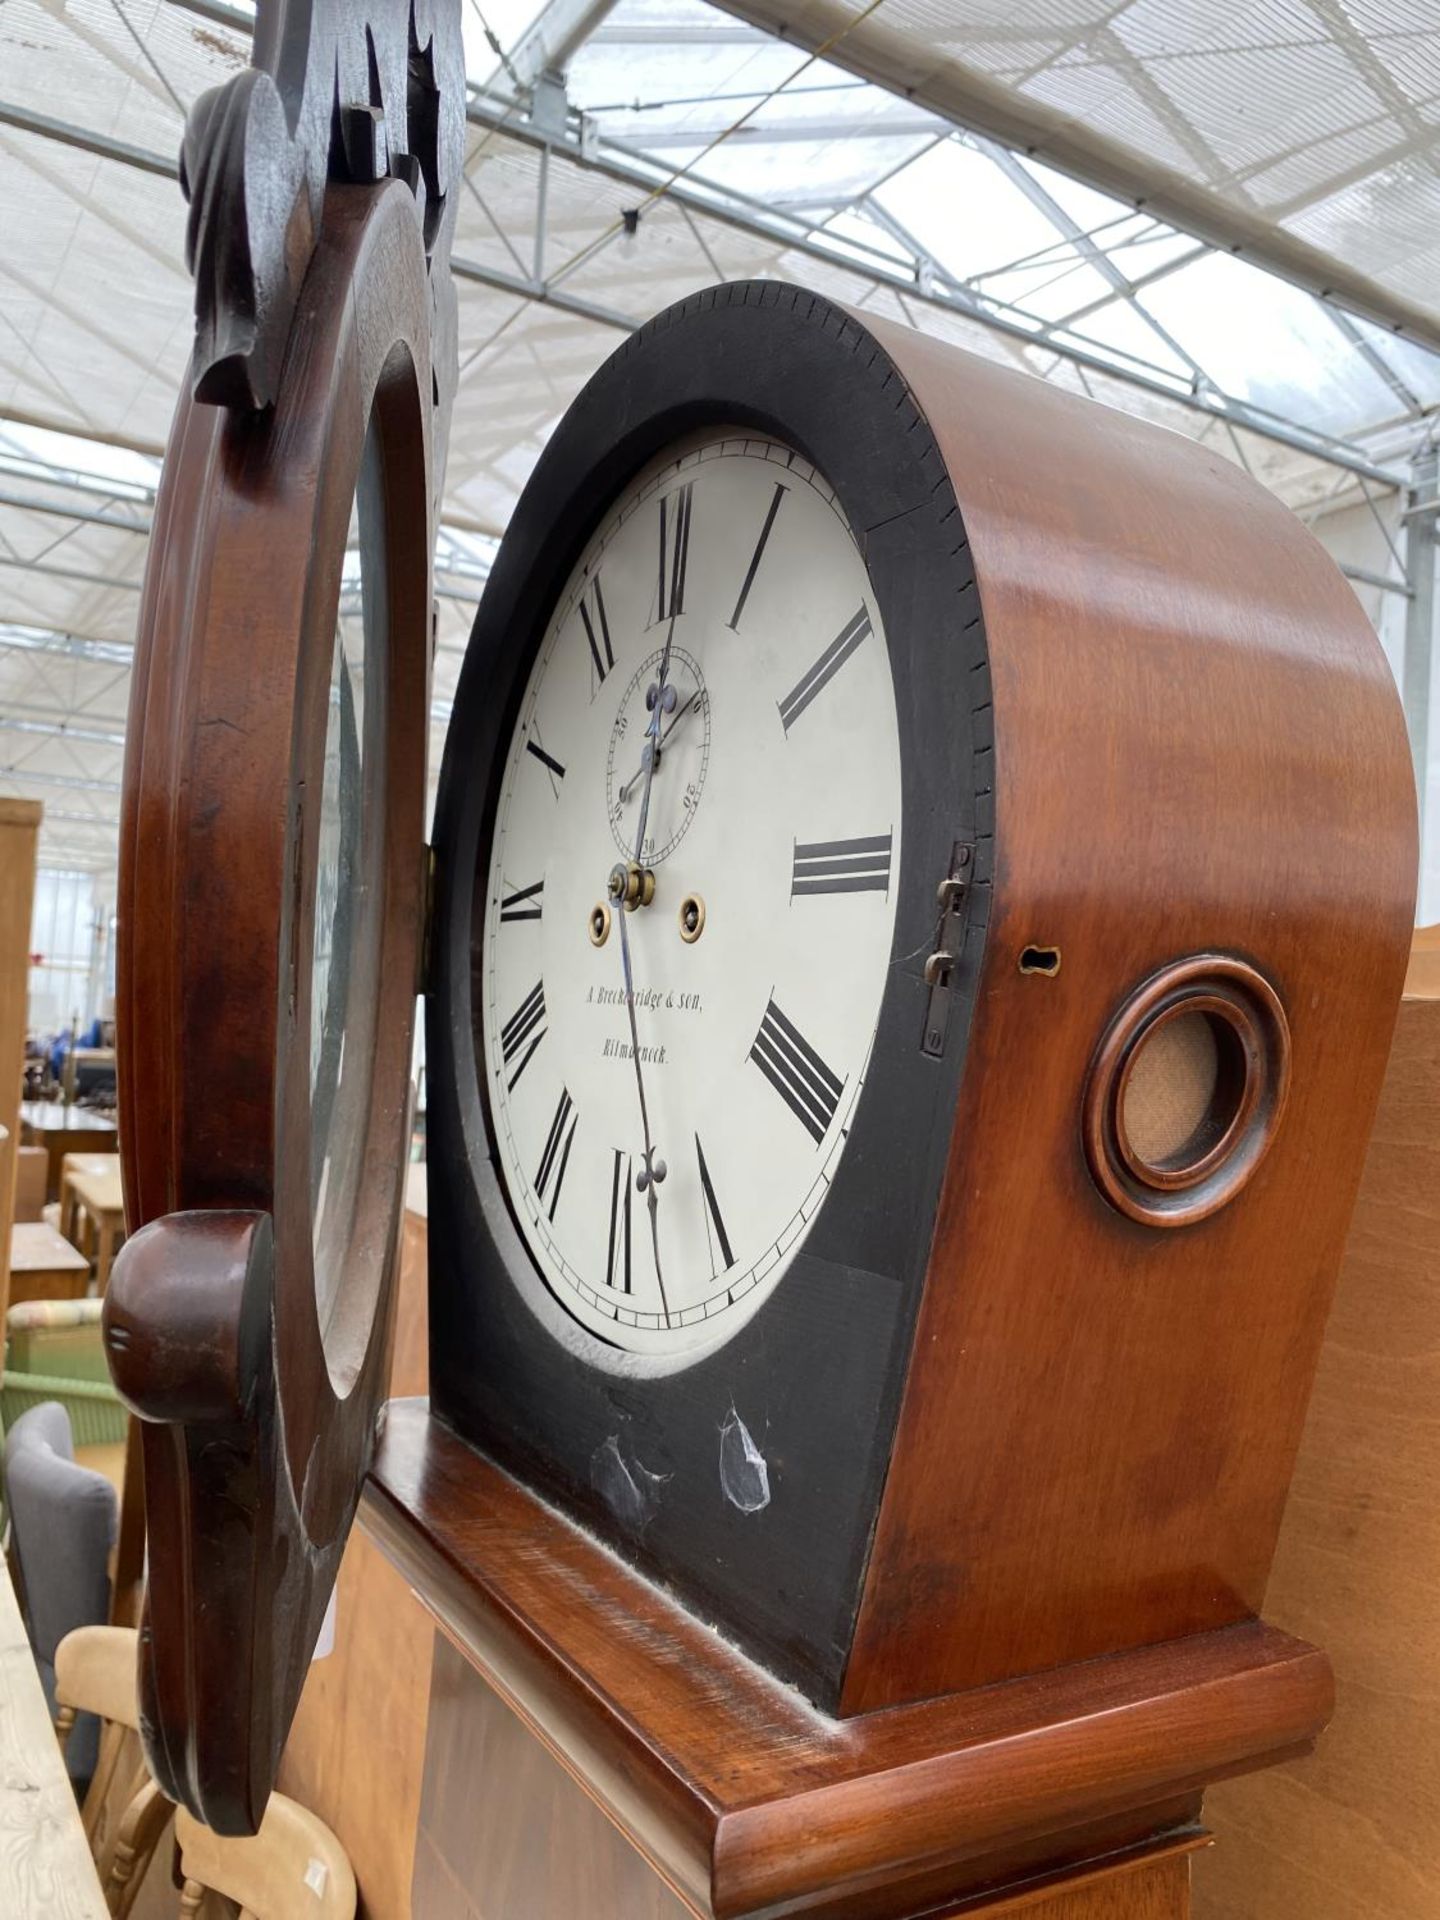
[178,0,463,452]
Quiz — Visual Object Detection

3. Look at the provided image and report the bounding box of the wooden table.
[59,1156,124,1292]
[19,1105,117,1204]
[0,1559,108,1916]
[9,1222,91,1306]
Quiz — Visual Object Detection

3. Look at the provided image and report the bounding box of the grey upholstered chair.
[4,1399,118,1782]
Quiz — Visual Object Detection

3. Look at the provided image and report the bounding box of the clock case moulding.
[108,236,1416,1913]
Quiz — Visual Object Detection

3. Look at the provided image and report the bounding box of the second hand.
[611,602,683,1326]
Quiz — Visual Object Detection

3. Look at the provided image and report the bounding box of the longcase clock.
[105,4,1416,1909]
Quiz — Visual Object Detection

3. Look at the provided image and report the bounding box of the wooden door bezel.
[106,178,431,1831]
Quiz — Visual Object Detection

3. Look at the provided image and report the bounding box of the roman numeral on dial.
[727,481,786,631]
[656,482,694,624]
[606,1149,632,1293]
[695,1133,734,1276]
[499,980,546,1089]
[535,1087,577,1220]
[525,732,565,790]
[778,604,871,733]
[499,879,544,922]
[579,575,614,690]
[791,833,892,897]
[749,999,843,1145]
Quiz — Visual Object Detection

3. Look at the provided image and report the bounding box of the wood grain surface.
[18,1106,117,1205]
[278,1529,434,1920]
[0,799,40,1331]
[278,1180,433,1920]
[1405,925,1440,995]
[996,1852,1192,1920]
[9,1219,91,1305]
[365,1395,1330,1920]
[108,174,434,1833]
[412,1639,1201,1920]
[1196,983,1440,1920]
[0,1559,107,1917]
[840,314,1416,1710]
[413,1631,695,1920]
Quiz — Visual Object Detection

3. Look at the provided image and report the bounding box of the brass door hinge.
[921,841,974,1058]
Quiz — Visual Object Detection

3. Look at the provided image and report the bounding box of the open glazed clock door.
[103,0,464,1835]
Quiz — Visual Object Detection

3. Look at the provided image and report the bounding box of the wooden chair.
[54,1624,172,1916]
[13,1144,47,1222]
[175,1794,357,1919]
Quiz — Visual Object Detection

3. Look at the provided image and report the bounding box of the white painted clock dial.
[480,432,902,1366]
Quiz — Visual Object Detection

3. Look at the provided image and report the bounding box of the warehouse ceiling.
[713,0,1440,349]
[0,0,1436,870]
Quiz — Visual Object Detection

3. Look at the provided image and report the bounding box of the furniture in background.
[20,1102,118,1203]
[1196,957,1440,1918]
[0,1551,108,1917]
[60,1151,123,1238]
[54,1625,172,1918]
[13,1144,48,1223]
[66,1047,118,1106]
[175,1795,356,1920]
[6,1296,116,1385]
[10,1218,93,1305]
[0,800,40,1330]
[3,1298,129,1499]
[60,1153,125,1291]
[4,1400,119,1781]
[1406,921,1440,994]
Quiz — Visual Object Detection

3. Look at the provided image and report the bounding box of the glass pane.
[1347,314,1440,411]
[564,0,938,207]
[310,584,364,1189]
[311,421,386,1338]
[1137,251,1399,434]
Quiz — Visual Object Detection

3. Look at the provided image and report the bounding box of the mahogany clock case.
[426,283,993,1709]
[428,277,1416,1728]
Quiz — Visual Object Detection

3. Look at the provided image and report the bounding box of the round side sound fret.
[1084,956,1291,1227]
